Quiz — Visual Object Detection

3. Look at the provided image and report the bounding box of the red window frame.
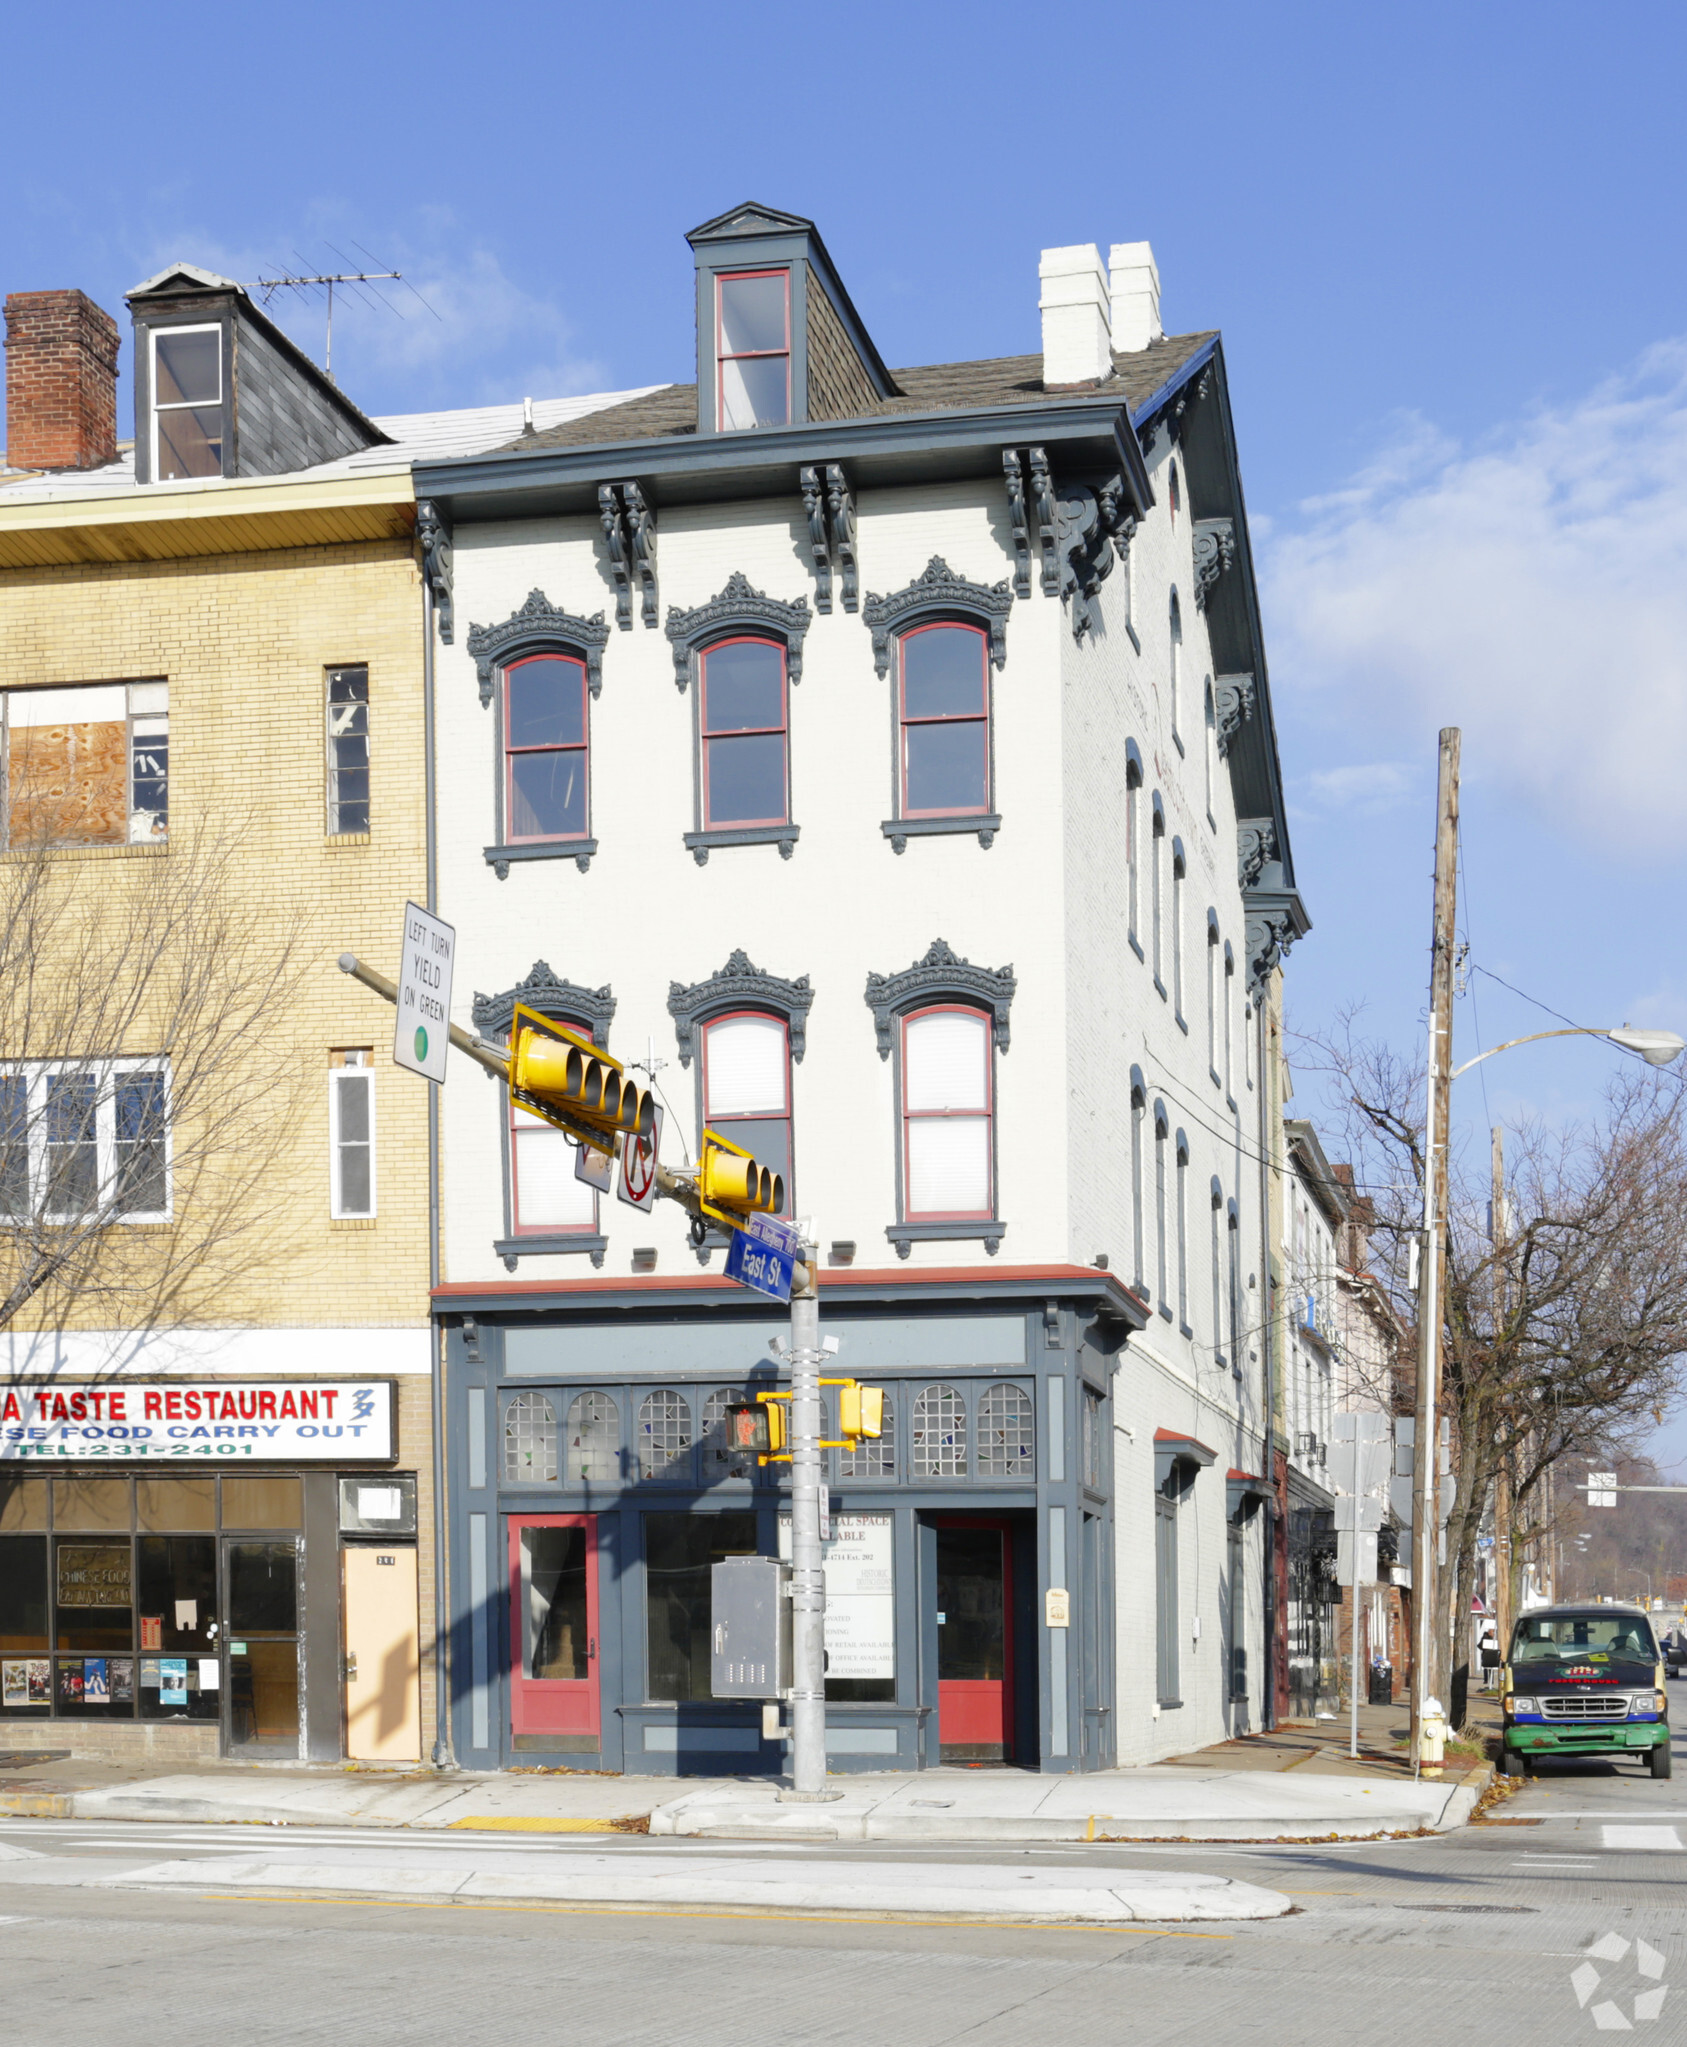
[715,268,791,432]
[507,1016,598,1238]
[900,1003,994,1222]
[701,1009,793,1214]
[896,621,991,819]
[503,653,589,845]
[699,637,789,829]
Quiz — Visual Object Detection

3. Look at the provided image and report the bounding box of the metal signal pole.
[1412,728,1460,1764]
[780,1245,837,1801]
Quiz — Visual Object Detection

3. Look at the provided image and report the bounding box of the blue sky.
[8,1,1687,1458]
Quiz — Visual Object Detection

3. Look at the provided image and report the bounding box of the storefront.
[0,1377,425,1761]
[1285,1470,1339,1721]
[438,1275,1141,1775]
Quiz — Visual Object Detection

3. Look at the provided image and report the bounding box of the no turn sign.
[618,1104,663,1211]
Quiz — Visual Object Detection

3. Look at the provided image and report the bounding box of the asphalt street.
[0,1706,1684,2043]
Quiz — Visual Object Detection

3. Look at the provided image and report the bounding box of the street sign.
[617,1104,663,1211]
[392,903,455,1083]
[742,1209,799,1258]
[725,1226,794,1303]
[574,1140,614,1192]
[1588,1472,1618,1507]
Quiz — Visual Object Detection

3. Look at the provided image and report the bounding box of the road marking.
[1602,1825,1684,1851]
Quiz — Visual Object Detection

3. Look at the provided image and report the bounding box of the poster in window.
[58,1663,84,1705]
[777,1512,896,1678]
[109,1658,134,1705]
[26,1660,50,1704]
[139,1658,161,1690]
[159,1657,187,1705]
[140,1616,163,1651]
[1,1661,26,1707]
[83,1658,108,1703]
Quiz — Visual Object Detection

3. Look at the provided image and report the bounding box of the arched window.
[1151,797,1166,989]
[896,620,991,820]
[838,1388,897,1479]
[901,1006,993,1221]
[1227,1202,1243,1377]
[978,1384,1034,1477]
[698,636,789,830]
[1203,678,1217,821]
[1169,458,1181,524]
[503,652,590,846]
[1124,742,1143,951]
[504,1392,557,1483]
[700,1387,756,1482]
[702,1011,792,1215]
[636,1389,694,1483]
[1206,914,1222,1081]
[1171,839,1187,1022]
[564,1391,620,1483]
[1154,1104,1170,1317]
[1169,591,1184,745]
[912,1383,967,1477]
[1210,1181,1226,1367]
[1129,1072,1147,1290]
[1223,944,1236,1098]
[1175,1131,1191,1332]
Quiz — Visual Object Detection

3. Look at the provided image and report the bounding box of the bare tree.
[1295,1013,1687,1715]
[0,811,307,1355]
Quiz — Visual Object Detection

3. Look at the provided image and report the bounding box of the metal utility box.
[711,1556,791,1698]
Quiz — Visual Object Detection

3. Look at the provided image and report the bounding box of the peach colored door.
[343,1545,421,1761]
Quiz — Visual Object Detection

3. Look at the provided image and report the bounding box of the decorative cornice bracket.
[1002,450,1032,599]
[1214,671,1256,758]
[1192,517,1236,612]
[1236,817,1277,892]
[863,938,1016,1059]
[597,482,659,631]
[465,590,612,706]
[417,500,454,645]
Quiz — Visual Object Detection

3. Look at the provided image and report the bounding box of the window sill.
[1157,1302,1173,1322]
[886,1220,1005,1259]
[330,1216,378,1229]
[495,1233,607,1272]
[1172,732,1186,758]
[882,815,1000,855]
[325,832,371,851]
[3,838,168,864]
[1128,934,1144,962]
[1209,1066,1223,1090]
[1125,621,1141,654]
[486,839,597,878]
[1153,976,1167,1001]
[1175,1013,1189,1036]
[683,823,799,865]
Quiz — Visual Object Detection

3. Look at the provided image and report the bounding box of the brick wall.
[4,291,120,472]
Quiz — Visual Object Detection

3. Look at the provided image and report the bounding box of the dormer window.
[717,270,790,431]
[151,325,223,479]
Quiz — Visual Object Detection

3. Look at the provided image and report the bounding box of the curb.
[0,1791,73,1819]
[1432,1764,1494,1832]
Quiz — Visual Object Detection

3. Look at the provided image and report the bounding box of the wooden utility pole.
[1491,1124,1513,1661]
[1411,728,1460,1763]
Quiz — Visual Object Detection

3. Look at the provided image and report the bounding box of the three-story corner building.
[418,204,1309,1776]
[0,268,640,1766]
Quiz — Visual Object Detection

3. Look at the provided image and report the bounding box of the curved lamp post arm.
[1452,1025,1686,1080]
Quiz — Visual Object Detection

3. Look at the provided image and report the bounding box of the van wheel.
[1501,1749,1525,1777]
[1651,1743,1673,1780]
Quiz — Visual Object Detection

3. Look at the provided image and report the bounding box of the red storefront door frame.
[933,1515,1015,1761]
[507,1513,600,1750]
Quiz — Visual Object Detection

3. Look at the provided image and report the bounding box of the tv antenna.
[242,244,439,379]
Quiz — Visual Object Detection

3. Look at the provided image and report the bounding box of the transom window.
[977,1384,1034,1477]
[900,1007,992,1221]
[897,623,989,818]
[699,638,788,828]
[701,1012,792,1215]
[0,1062,169,1224]
[504,1392,559,1483]
[503,654,588,843]
[716,270,791,431]
[151,325,223,480]
[564,1392,620,1483]
[912,1384,968,1477]
[636,1390,695,1483]
[1,681,168,849]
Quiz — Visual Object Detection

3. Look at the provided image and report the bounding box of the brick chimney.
[4,290,120,471]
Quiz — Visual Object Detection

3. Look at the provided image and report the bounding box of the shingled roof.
[485,330,1217,457]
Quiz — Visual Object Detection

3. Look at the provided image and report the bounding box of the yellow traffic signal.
[697,1127,784,1226]
[837,1383,884,1442]
[509,1004,654,1155]
[726,1394,788,1461]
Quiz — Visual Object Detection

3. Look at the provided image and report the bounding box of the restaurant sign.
[0,1381,395,1461]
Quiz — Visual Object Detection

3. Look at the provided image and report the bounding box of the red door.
[935,1519,1014,1761]
[508,1515,600,1752]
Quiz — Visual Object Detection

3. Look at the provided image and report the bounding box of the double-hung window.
[1,681,168,848]
[151,325,223,480]
[1171,843,1187,1023]
[701,1012,792,1215]
[328,1050,374,1219]
[0,1061,170,1225]
[901,1007,993,1222]
[716,270,791,431]
[897,623,990,819]
[326,666,369,835]
[503,654,589,845]
[699,639,788,829]
[508,1022,598,1239]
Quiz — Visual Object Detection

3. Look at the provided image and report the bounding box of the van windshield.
[1511,1616,1655,1665]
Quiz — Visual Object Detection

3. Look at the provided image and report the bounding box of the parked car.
[1502,1603,1670,1779]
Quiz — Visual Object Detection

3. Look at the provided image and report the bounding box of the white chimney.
[1109,241,1162,352]
[1039,244,1112,386]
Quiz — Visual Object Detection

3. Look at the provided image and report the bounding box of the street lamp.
[1452,1025,1687,1079]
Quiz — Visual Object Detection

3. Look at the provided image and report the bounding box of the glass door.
[224,1538,301,1755]
[934,1518,1013,1762]
[508,1515,599,1752]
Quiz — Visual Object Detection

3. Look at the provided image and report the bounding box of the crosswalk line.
[1601,1825,1684,1851]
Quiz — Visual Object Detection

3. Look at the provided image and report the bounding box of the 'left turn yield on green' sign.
[394,902,456,1083]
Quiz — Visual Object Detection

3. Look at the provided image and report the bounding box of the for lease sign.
[0,1381,395,1461]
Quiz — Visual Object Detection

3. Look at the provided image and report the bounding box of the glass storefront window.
[222,1476,301,1529]
[227,1541,298,1634]
[0,1535,49,1670]
[51,1478,131,1531]
[229,1639,298,1752]
[0,1478,47,1530]
[54,1540,132,1651]
[136,1536,218,1722]
[137,1478,216,1531]
[644,1512,757,1702]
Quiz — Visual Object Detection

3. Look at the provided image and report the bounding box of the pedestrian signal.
[509,1004,654,1156]
[726,1395,788,1461]
[837,1383,884,1442]
[697,1127,784,1226]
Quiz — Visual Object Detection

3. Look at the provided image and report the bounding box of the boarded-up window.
[1,682,168,848]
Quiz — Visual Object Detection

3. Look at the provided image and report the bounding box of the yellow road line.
[445,1816,621,1833]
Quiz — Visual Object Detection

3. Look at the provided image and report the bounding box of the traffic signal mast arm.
[337,951,812,1284]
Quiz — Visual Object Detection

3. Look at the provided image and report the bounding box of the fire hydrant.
[1420,1696,1448,1778]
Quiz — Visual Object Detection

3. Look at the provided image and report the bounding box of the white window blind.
[513,1107,596,1229]
[904,1011,991,1216]
[903,1011,987,1112]
[704,1015,787,1116]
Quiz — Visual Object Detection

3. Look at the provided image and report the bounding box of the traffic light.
[697,1127,784,1227]
[508,1004,653,1155]
[726,1394,788,1461]
[837,1383,884,1442]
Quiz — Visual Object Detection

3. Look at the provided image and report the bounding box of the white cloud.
[1263,342,1687,851]
[1297,760,1418,816]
